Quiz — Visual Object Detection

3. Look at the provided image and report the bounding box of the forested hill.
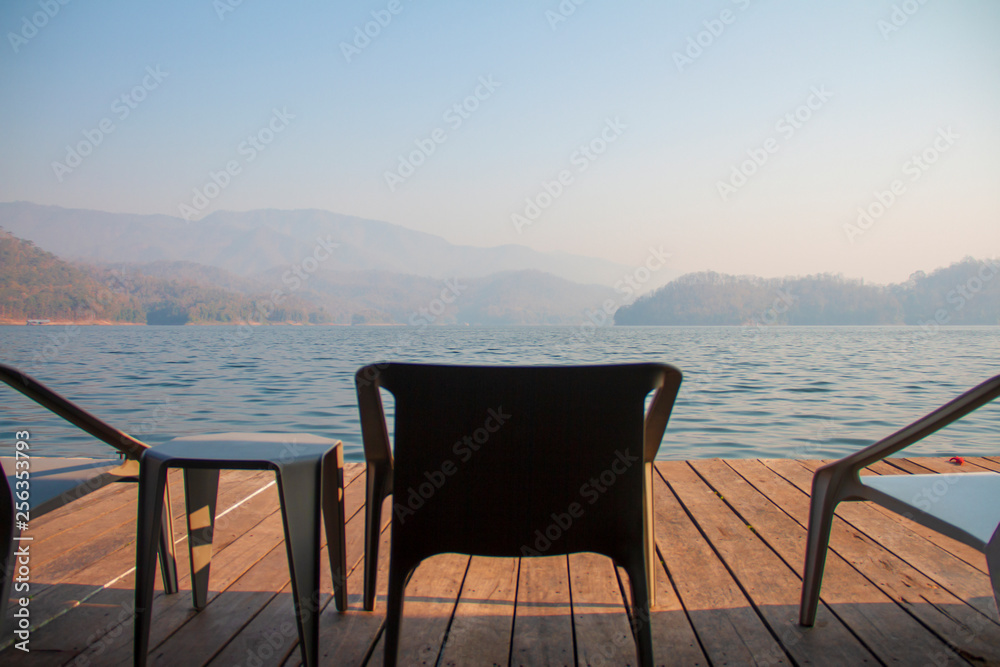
[0,229,327,324]
[0,229,144,322]
[614,258,1000,326]
[0,229,616,325]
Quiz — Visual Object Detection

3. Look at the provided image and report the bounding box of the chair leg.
[624,556,654,667]
[134,458,168,667]
[183,468,220,610]
[276,460,323,667]
[322,446,347,611]
[383,557,413,667]
[643,461,656,608]
[364,462,388,611]
[157,483,179,595]
[987,523,1000,614]
[799,469,838,627]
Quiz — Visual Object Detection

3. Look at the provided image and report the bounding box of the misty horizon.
[1,2,997,285]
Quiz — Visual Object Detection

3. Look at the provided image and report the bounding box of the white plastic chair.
[799,374,1000,626]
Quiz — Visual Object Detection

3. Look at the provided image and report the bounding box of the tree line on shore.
[5,227,998,326]
[613,257,1000,325]
[0,230,329,324]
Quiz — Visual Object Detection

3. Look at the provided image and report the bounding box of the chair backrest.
[363,362,681,567]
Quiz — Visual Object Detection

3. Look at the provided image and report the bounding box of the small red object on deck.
[947,456,965,465]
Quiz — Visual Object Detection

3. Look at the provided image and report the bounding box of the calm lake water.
[0,325,997,462]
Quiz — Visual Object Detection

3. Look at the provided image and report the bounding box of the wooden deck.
[3,456,999,666]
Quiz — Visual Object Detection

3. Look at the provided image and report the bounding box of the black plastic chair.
[356,362,683,666]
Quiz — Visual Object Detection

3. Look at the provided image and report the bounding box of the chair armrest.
[832,373,1000,476]
[643,366,683,463]
[355,364,394,469]
[0,363,148,460]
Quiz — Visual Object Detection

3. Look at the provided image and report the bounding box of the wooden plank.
[629,468,708,667]
[27,470,259,587]
[171,464,366,667]
[718,458,966,665]
[763,458,1000,662]
[54,473,301,666]
[651,466,787,666]
[312,510,393,666]
[615,559,711,667]
[26,479,136,559]
[903,456,997,474]
[888,458,955,476]
[84,508,289,666]
[568,552,634,666]
[44,464,365,666]
[206,465,374,666]
[438,556,518,667]
[863,460,903,476]
[509,555,574,667]
[964,457,1000,473]
[7,458,1000,666]
[0,470,276,662]
[157,467,370,667]
[367,553,470,666]
[664,460,875,666]
[149,539,290,666]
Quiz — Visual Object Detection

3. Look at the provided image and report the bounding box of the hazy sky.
[1,1,998,284]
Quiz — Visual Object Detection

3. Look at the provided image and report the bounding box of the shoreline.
[0,319,397,327]
[1,320,998,328]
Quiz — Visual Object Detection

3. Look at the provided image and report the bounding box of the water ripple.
[1,325,998,462]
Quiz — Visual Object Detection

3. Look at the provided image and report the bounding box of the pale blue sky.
[1,1,998,283]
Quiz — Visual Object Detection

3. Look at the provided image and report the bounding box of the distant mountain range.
[0,202,630,284]
[0,203,621,325]
[3,202,998,327]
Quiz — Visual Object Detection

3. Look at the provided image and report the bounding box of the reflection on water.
[1,325,997,462]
